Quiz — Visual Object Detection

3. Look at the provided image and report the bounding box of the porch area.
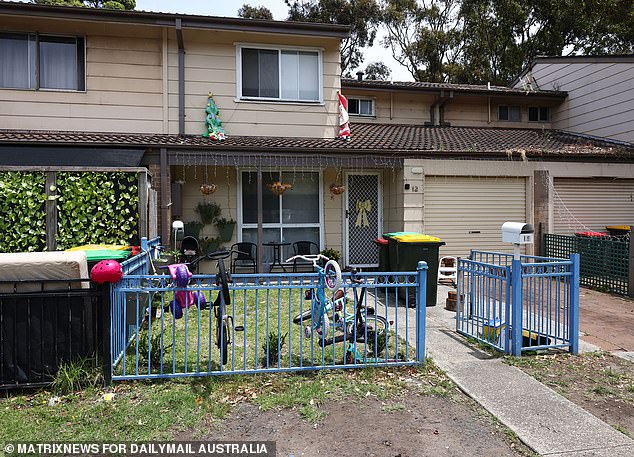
[162,151,408,273]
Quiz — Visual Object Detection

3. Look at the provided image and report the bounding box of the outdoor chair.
[230,242,258,274]
[292,241,320,272]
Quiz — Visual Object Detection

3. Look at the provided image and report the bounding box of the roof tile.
[0,124,631,159]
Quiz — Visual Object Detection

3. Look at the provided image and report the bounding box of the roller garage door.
[424,176,527,257]
[553,178,634,234]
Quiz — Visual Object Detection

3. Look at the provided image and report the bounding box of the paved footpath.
[425,285,634,457]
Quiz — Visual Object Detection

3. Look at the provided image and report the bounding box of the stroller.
[179,236,200,272]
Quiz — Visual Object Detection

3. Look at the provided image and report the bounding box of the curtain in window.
[40,37,78,90]
[242,48,279,98]
[0,33,35,89]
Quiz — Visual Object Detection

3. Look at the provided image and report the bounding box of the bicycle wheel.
[217,260,231,310]
[347,314,388,340]
[324,260,342,292]
[220,320,229,365]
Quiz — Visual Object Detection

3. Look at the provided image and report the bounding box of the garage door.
[553,178,634,234]
[425,176,527,257]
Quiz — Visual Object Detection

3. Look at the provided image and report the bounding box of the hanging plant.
[195,201,221,225]
[268,181,292,196]
[200,183,217,195]
[329,184,345,197]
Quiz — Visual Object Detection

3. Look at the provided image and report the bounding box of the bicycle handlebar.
[285,254,329,266]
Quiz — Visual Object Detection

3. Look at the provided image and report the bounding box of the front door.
[344,172,382,267]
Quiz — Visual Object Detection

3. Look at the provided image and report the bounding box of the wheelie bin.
[373,237,390,271]
[384,233,445,307]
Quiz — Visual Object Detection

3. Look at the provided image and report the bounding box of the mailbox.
[502,222,534,245]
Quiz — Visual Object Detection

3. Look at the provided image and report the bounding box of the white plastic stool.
[438,256,457,285]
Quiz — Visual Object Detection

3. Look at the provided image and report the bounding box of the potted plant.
[184,221,204,239]
[199,236,222,254]
[215,217,236,242]
[195,201,221,225]
[320,248,341,262]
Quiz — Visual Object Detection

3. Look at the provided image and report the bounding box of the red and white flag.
[338,91,351,139]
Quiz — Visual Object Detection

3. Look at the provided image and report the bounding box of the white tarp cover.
[0,251,89,292]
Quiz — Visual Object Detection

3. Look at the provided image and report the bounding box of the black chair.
[292,241,320,272]
[230,242,258,274]
[179,236,200,272]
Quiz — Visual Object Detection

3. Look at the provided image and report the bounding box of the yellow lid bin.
[390,234,442,243]
[383,232,445,307]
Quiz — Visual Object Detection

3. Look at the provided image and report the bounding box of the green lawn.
[2,363,450,442]
[117,282,410,378]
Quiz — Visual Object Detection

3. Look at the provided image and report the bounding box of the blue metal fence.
[119,237,161,276]
[106,262,428,381]
[456,251,579,356]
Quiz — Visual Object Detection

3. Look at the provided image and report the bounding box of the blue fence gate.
[105,254,428,382]
[456,251,580,356]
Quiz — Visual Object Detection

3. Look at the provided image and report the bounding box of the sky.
[134,0,413,81]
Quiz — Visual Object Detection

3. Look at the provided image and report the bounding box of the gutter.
[175,18,185,136]
[0,3,350,38]
[342,80,567,99]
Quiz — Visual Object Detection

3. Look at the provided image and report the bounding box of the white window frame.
[0,31,86,92]
[235,43,323,104]
[347,96,375,117]
[528,106,550,122]
[237,168,325,249]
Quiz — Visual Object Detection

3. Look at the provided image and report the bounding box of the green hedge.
[0,171,139,253]
[56,172,139,249]
[0,172,47,252]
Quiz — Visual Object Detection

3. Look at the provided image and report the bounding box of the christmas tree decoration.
[202,92,226,141]
[337,91,351,140]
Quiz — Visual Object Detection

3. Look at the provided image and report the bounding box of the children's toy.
[163,262,208,319]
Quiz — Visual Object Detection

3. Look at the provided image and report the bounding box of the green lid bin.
[384,233,445,307]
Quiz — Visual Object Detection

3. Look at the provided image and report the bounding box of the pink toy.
[165,263,207,319]
[91,260,123,284]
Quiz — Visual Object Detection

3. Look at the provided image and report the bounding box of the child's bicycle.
[320,269,391,364]
[206,249,244,366]
[286,254,343,339]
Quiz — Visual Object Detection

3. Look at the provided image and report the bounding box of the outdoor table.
[263,241,291,273]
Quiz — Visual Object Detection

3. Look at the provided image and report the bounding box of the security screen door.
[344,173,381,267]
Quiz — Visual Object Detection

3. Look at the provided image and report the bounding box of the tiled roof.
[342,78,567,98]
[0,124,631,160]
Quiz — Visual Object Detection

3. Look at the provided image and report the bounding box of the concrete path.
[425,285,634,457]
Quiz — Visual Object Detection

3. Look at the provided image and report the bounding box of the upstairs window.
[239,46,321,102]
[529,106,550,122]
[0,32,85,91]
[498,105,521,122]
[348,98,374,116]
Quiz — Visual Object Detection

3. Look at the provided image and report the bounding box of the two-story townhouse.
[509,55,634,237]
[1,2,633,267]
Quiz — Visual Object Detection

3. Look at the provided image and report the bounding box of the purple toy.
[165,263,208,319]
